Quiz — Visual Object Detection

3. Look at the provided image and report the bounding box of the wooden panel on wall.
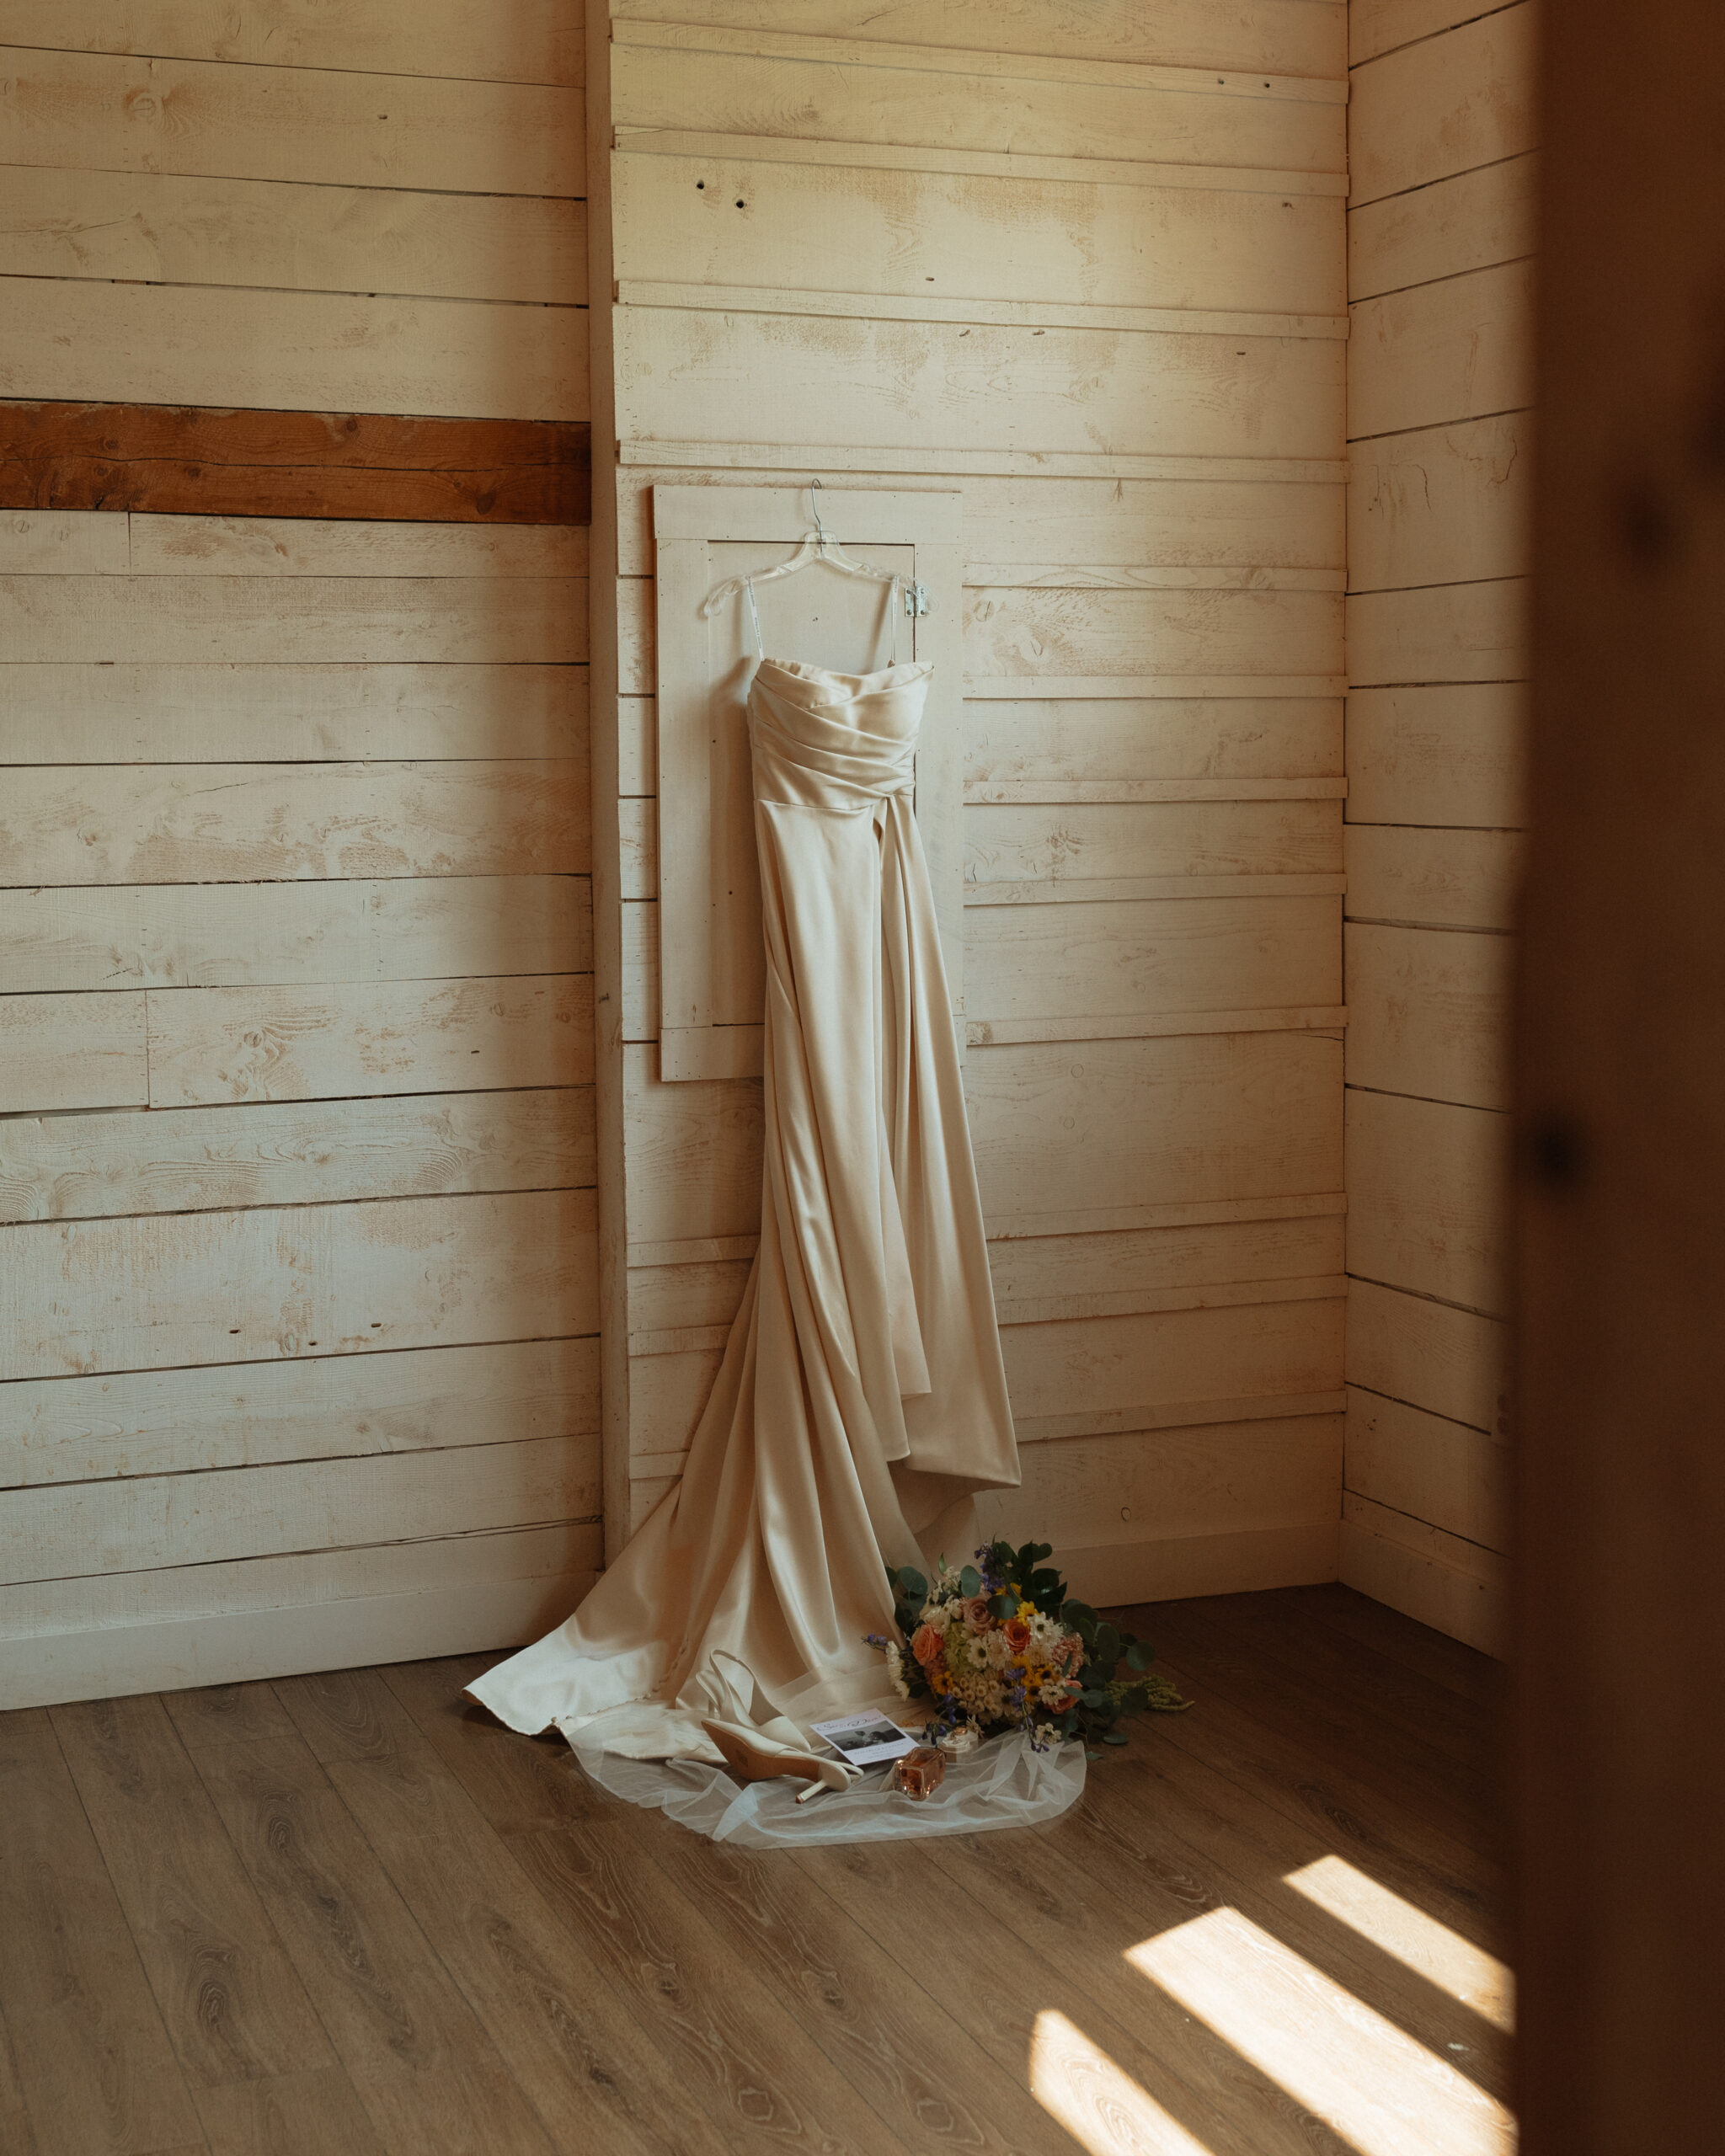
[1344,825,1520,933]
[969,696,1344,785]
[1348,413,1532,592]
[1346,923,1510,1109]
[1349,152,1538,302]
[1345,1384,1507,1550]
[1348,259,1535,440]
[1346,1088,1509,1315]
[1338,1496,1504,1655]
[1348,3,1537,204]
[965,800,1342,887]
[0,405,593,524]
[1347,1277,1508,1437]
[1347,577,1526,688]
[1346,684,1525,828]
[0,993,147,1115]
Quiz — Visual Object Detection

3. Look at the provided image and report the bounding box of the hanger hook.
[809,478,827,553]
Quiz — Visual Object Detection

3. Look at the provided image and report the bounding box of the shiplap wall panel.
[1344,1385,1507,1549]
[1348,4,1537,202]
[0,168,587,307]
[613,152,1344,315]
[965,801,1342,887]
[6,663,587,764]
[0,45,584,195]
[1347,1278,1508,1437]
[968,699,1344,784]
[1346,684,1525,826]
[615,0,1347,77]
[0,875,592,993]
[0,993,148,1115]
[0,1187,598,1385]
[615,312,1345,463]
[964,586,1343,682]
[1345,1089,1508,1315]
[1,1336,600,1490]
[146,974,594,1107]
[0,763,586,886]
[0,1090,594,1225]
[1348,414,1532,593]
[1345,923,1509,1109]
[1348,578,1526,688]
[1348,259,1535,441]
[1344,825,1520,932]
[1338,1497,1503,1655]
[127,517,590,579]
[611,40,1348,175]
[1348,152,1538,302]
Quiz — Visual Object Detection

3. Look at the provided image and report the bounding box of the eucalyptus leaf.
[896,1567,927,1602]
[959,1565,981,1599]
[1101,1731,1130,1747]
[988,1591,1019,1620]
[1125,1642,1155,1671]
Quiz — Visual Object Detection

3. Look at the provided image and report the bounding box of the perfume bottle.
[888,1746,947,1799]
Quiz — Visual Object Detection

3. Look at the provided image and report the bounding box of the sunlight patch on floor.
[1284,1854,1515,2032]
[1029,2009,1217,2156]
[1125,1907,1514,2156]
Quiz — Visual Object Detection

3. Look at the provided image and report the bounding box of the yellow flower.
[1017,1599,1034,1620]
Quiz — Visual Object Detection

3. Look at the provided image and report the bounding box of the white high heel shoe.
[697,1716,858,1801]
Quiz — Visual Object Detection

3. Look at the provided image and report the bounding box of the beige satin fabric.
[469,658,1019,1758]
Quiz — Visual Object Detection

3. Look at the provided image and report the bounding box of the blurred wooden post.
[1515,3,1725,2148]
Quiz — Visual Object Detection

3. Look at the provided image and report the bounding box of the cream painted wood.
[0,994,147,1114]
[965,800,1342,887]
[0,576,585,665]
[146,974,593,1107]
[969,697,1343,785]
[1349,0,1515,66]
[1346,923,1510,1109]
[617,311,1344,464]
[1344,825,1520,932]
[966,873,1345,908]
[0,510,130,574]
[0,763,585,886]
[1348,577,1527,687]
[1346,1088,1509,1315]
[0,276,588,421]
[612,35,1347,175]
[1346,684,1525,826]
[965,585,1343,682]
[1349,152,1538,302]
[1050,1522,1340,1609]
[613,152,1343,316]
[1345,1384,1508,1547]
[1348,259,1535,440]
[1348,1275,1509,1435]
[0,1090,593,1225]
[1348,4,1537,205]
[651,484,963,1075]
[128,517,590,579]
[1348,414,1532,593]
[613,0,1346,77]
[0,876,591,993]
[5,663,587,763]
[623,1048,764,1246]
[618,798,657,899]
[1,1337,600,1490]
[1339,1493,1505,1655]
[0,167,586,306]
[621,438,1350,484]
[0,45,584,194]
[966,1008,1346,1049]
[0,1187,598,1384]
[617,469,1344,577]
[965,895,1341,1027]
[0,1434,600,1588]
[984,1413,1345,1556]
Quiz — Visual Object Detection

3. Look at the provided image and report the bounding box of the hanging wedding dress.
[469,586,1077,1835]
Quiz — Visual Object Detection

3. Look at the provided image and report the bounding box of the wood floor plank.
[643,1819,1071,2156]
[387,1662,910,2156]
[1285,1581,1504,1704]
[49,1695,333,2093]
[162,1683,298,1755]
[190,2066,384,2156]
[382,1655,610,1833]
[0,2009,40,2156]
[0,1706,205,2156]
[190,1730,560,2156]
[274,1667,739,2156]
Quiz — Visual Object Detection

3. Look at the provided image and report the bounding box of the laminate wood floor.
[0,1585,1511,2156]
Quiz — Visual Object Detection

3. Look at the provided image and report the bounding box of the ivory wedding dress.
[470,624,1022,1774]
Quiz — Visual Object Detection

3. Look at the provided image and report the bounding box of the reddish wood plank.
[0,403,591,525]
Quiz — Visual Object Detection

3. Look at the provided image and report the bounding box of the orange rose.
[1004,1617,1033,1653]
[911,1623,944,1668]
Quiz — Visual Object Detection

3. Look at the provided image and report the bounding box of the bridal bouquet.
[868,1538,1189,1753]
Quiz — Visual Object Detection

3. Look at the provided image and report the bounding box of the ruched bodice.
[748,658,928,809]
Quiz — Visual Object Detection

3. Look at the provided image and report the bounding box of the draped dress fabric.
[469,655,1019,1762]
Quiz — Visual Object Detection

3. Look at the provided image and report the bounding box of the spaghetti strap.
[743,577,764,659]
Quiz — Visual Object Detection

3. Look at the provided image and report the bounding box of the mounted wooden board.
[652,483,962,1077]
[1349,152,1538,302]
[1347,1275,1508,1435]
[0,875,591,994]
[1348,414,1532,594]
[611,29,1347,174]
[146,974,594,1107]
[0,45,584,195]
[0,1336,600,1490]
[0,762,585,886]
[1344,1384,1508,1550]
[616,311,1344,464]
[0,168,586,307]
[0,3,586,84]
[0,1187,598,1384]
[1346,922,1510,1109]
[1345,684,1525,827]
[613,152,1343,316]
[4,662,588,763]
[613,0,1346,77]
[1348,577,1527,688]
[0,279,588,424]
[1345,824,1521,932]
[0,1089,594,1225]
[1346,1088,1509,1315]
[1338,1497,1504,1656]
[964,585,1342,684]
[0,993,147,1115]
[965,800,1342,887]
[1348,3,1537,204]
[968,697,1343,785]
[1349,259,1535,440]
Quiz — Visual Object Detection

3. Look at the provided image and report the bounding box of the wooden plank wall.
[591,0,1354,1602]
[1340,0,1535,1652]
[0,11,595,1708]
